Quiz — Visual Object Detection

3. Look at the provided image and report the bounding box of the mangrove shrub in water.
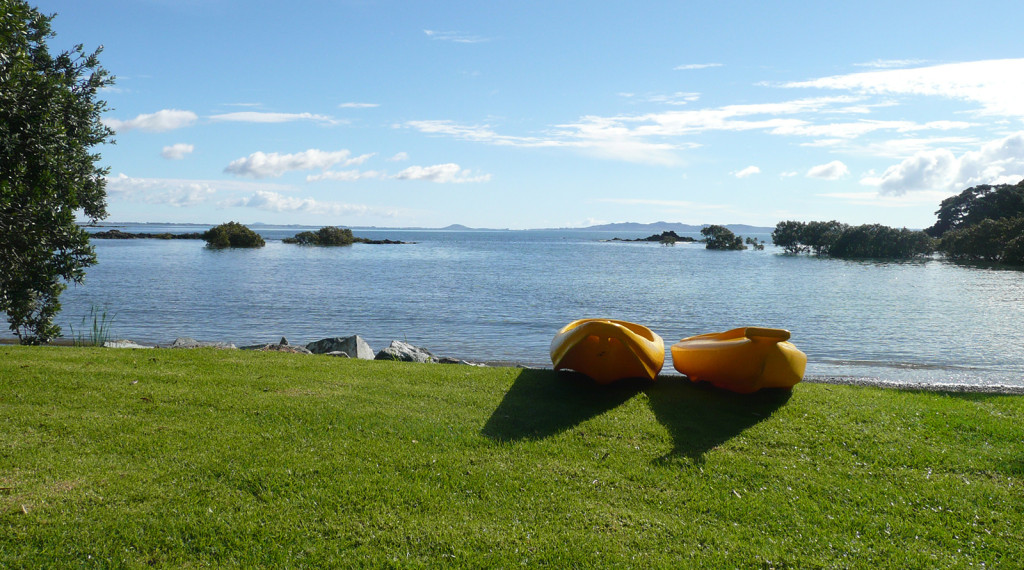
[283,226,355,246]
[772,221,934,260]
[928,180,1024,266]
[202,222,266,248]
[701,225,746,250]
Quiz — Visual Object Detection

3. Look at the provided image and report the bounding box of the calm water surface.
[33,225,1024,387]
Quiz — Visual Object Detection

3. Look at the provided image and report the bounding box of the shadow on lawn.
[481,369,645,442]
[646,376,791,463]
[481,370,792,462]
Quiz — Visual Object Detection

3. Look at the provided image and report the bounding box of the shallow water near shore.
[18,224,1024,387]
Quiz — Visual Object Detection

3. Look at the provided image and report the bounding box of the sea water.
[25,224,1024,387]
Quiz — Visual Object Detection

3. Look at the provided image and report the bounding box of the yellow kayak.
[550,319,665,384]
[671,327,807,393]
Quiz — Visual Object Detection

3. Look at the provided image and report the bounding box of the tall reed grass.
[68,305,116,346]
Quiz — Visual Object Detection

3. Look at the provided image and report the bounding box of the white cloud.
[820,190,952,208]
[392,163,491,183]
[424,29,490,43]
[783,58,1024,119]
[389,152,410,162]
[103,109,197,132]
[734,166,761,178]
[209,111,338,124]
[105,174,296,208]
[404,120,536,145]
[407,94,967,167]
[219,190,392,217]
[854,59,928,69]
[780,171,800,178]
[105,174,223,207]
[339,102,379,108]
[861,131,1024,195]
[161,143,194,160]
[307,170,383,182]
[224,149,373,178]
[674,63,722,70]
[769,119,972,140]
[646,92,701,106]
[807,160,850,180]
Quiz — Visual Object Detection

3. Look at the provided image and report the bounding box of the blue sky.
[43,0,1024,229]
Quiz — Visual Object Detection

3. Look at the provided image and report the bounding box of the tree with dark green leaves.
[927,180,1024,238]
[773,220,933,260]
[283,226,355,246]
[802,220,848,255]
[1,1,115,344]
[701,225,746,250]
[771,220,806,254]
[202,222,266,248]
[939,217,1024,265]
[829,224,934,259]
[927,179,1024,266]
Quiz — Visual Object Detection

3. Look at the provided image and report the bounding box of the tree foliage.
[771,221,806,254]
[927,179,1024,266]
[927,180,1024,238]
[283,226,355,246]
[701,225,746,250]
[829,225,935,259]
[938,217,1024,265]
[772,220,934,260]
[1,1,115,344]
[771,220,849,255]
[202,222,266,248]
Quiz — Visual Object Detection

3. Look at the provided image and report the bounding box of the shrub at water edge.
[939,216,1024,265]
[202,222,266,248]
[701,225,746,250]
[927,180,1024,266]
[926,180,1024,238]
[283,226,355,246]
[772,221,934,260]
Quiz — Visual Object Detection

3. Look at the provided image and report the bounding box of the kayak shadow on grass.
[481,369,793,463]
[481,369,646,442]
[646,376,792,464]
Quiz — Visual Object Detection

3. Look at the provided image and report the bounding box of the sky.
[39,0,1024,229]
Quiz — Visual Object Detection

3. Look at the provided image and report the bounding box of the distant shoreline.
[78,221,778,234]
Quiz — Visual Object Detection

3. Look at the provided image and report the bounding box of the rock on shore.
[305,335,375,359]
[171,337,236,349]
[374,340,437,363]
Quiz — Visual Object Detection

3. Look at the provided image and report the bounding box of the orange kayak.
[671,327,807,393]
[550,319,665,384]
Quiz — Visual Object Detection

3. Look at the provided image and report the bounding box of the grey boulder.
[374,340,436,363]
[306,335,375,359]
[170,337,236,349]
[103,340,153,349]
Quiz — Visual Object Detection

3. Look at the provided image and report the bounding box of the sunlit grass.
[1,346,1021,567]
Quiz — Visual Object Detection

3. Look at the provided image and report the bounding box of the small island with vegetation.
[283,226,412,246]
[701,225,766,251]
[611,230,696,245]
[202,221,266,249]
[92,229,204,240]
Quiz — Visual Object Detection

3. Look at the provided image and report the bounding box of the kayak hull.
[550,319,665,384]
[671,327,807,393]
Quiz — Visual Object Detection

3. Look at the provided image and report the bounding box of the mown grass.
[1,346,1022,568]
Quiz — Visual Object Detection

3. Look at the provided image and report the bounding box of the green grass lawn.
[1,347,1022,568]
